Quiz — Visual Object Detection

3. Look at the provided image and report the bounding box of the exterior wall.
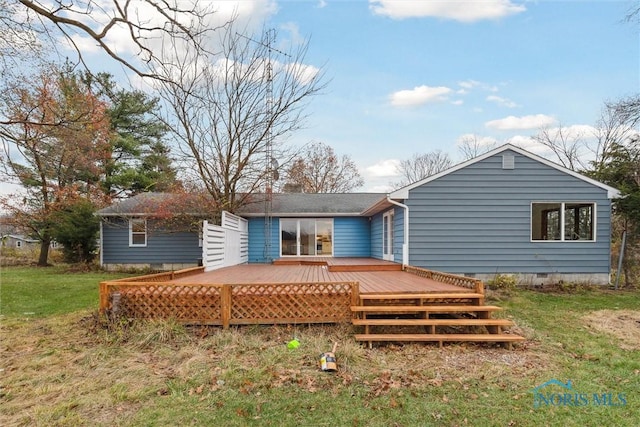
[101,218,202,270]
[1,236,39,250]
[247,217,280,263]
[406,150,612,284]
[370,212,383,260]
[247,216,371,262]
[370,207,404,263]
[334,217,371,257]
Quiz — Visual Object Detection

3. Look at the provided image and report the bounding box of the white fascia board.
[240,212,365,218]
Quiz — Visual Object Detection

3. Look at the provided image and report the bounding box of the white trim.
[129,218,147,247]
[390,144,621,200]
[530,201,597,242]
[279,218,334,257]
[387,197,409,266]
[382,209,394,262]
[241,212,362,218]
[99,221,104,267]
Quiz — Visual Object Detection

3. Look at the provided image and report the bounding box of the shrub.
[487,274,518,291]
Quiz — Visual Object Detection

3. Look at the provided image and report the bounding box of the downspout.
[386,196,409,267]
[99,220,104,268]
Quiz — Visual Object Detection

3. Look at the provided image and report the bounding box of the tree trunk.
[37,237,51,266]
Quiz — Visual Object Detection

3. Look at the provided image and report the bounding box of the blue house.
[98,144,618,285]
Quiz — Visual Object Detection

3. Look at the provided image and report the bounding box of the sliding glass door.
[280,219,333,256]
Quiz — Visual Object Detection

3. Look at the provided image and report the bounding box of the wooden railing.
[99,278,359,328]
[403,265,484,294]
[108,266,205,283]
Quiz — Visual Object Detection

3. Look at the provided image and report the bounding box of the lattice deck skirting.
[100,274,359,327]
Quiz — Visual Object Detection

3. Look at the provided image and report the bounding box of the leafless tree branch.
[154,24,327,212]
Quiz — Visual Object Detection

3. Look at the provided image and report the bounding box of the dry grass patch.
[583,309,640,350]
[1,311,550,426]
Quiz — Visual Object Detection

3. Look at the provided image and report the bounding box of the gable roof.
[96,192,216,217]
[390,144,621,200]
[97,192,387,218]
[1,234,39,243]
[239,193,386,217]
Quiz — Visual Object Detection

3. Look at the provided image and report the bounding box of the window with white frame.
[531,202,595,241]
[129,218,147,246]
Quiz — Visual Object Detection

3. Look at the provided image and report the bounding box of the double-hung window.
[129,218,147,247]
[531,202,595,241]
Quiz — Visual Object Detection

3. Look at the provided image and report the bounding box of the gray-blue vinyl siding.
[406,150,612,275]
[247,216,371,262]
[334,217,371,257]
[248,217,280,263]
[101,218,202,265]
[370,207,404,263]
[370,212,382,260]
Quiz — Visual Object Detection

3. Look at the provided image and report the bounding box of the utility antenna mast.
[241,29,289,262]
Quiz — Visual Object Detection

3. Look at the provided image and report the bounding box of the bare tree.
[284,141,363,193]
[392,151,452,189]
[590,96,640,171]
[531,123,592,171]
[6,0,222,81]
[154,25,326,212]
[533,98,640,173]
[457,134,496,160]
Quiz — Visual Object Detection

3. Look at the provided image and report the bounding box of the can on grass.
[319,342,338,372]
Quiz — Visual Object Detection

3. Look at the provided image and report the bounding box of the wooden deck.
[171,261,467,294]
[100,258,524,348]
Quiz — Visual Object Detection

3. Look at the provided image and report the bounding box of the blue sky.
[254,0,638,191]
[4,0,639,196]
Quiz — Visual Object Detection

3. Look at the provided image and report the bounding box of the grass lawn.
[1,266,639,426]
[0,266,134,317]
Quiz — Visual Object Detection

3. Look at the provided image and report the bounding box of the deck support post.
[99,282,108,313]
[221,285,232,329]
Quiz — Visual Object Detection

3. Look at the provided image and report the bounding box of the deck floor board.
[172,259,468,294]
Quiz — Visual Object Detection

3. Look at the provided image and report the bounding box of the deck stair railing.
[351,266,524,349]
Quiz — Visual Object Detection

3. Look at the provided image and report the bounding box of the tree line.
[1,2,639,286]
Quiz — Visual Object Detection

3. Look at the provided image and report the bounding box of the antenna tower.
[240,28,289,262]
[241,29,288,262]
[264,28,274,263]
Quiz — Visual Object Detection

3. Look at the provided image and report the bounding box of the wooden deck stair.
[351,292,524,349]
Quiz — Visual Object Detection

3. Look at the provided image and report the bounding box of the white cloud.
[486,95,518,108]
[280,22,305,46]
[64,34,101,54]
[55,1,278,60]
[456,133,498,148]
[485,114,556,130]
[458,80,480,89]
[316,0,328,8]
[506,134,537,149]
[366,184,395,193]
[285,62,321,85]
[546,124,598,140]
[370,0,526,22]
[451,100,464,106]
[390,85,452,107]
[364,159,401,178]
